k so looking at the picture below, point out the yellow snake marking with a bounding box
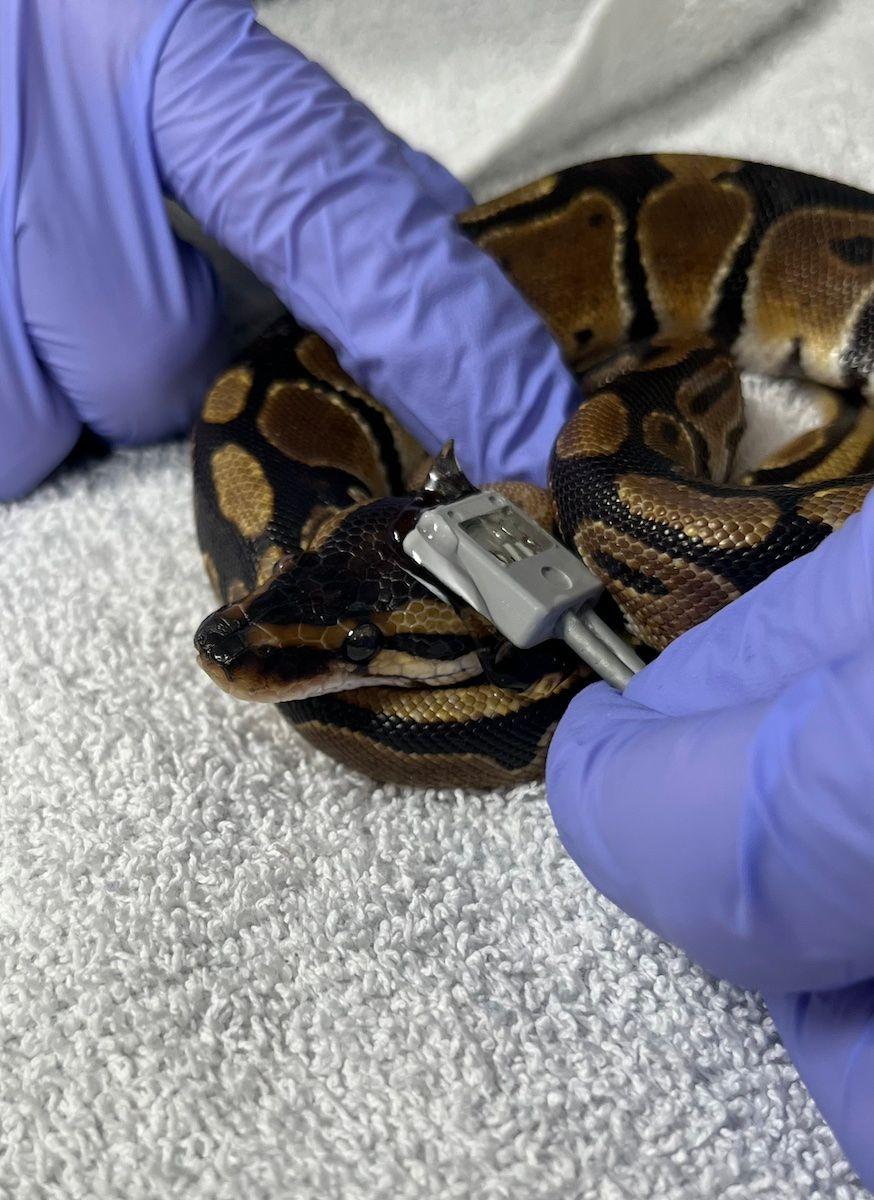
[339,673,579,724]
[554,391,629,460]
[809,387,846,426]
[797,483,870,527]
[791,408,874,483]
[459,174,560,223]
[576,520,741,649]
[616,474,781,548]
[246,619,355,651]
[638,174,753,334]
[635,337,718,373]
[369,649,481,683]
[211,444,274,539]
[475,189,631,366]
[202,367,253,423]
[746,393,872,484]
[295,333,368,398]
[373,600,470,636]
[296,334,428,485]
[586,334,723,383]
[302,504,355,551]
[229,578,249,604]
[199,654,285,701]
[737,207,874,383]
[257,381,390,498]
[751,427,829,475]
[641,412,699,475]
[226,579,248,604]
[744,384,854,477]
[675,357,745,482]
[812,387,845,425]
[581,348,646,391]
[249,606,472,651]
[256,545,287,586]
[655,155,744,181]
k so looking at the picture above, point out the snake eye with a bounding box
[272,554,297,576]
[343,622,382,663]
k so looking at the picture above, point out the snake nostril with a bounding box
[194,609,250,667]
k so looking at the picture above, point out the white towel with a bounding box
[257,0,809,185]
[3,2,872,1196]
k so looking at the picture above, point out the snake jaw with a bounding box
[193,604,355,701]
[195,638,483,704]
[196,648,400,703]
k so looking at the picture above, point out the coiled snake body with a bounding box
[192,155,874,787]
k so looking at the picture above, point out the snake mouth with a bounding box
[194,608,343,702]
[194,607,418,702]
[196,643,399,702]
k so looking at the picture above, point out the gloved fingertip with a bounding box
[544,682,654,891]
[765,985,874,1192]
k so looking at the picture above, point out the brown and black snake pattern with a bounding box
[192,154,874,787]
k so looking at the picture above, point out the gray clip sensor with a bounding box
[402,490,644,690]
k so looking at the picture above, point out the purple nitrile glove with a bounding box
[547,491,874,1188]
[0,0,579,501]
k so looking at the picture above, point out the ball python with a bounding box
[192,153,874,788]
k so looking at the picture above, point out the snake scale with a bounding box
[192,154,874,788]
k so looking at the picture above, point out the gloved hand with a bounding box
[1,0,579,500]
[547,491,874,1188]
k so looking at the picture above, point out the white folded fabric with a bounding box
[257,0,811,187]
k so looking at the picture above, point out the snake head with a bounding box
[194,487,486,704]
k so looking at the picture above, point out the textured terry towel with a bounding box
[3,1,874,1197]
